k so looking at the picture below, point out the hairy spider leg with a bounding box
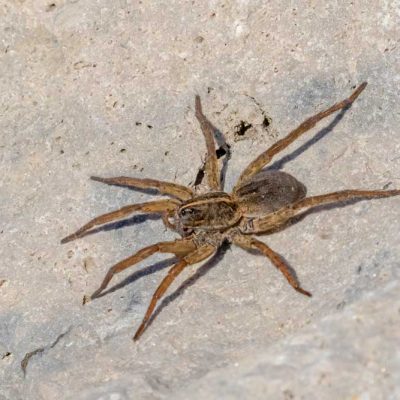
[89,238,197,300]
[195,95,221,191]
[241,189,400,234]
[90,176,193,201]
[234,82,367,190]
[133,243,216,341]
[61,199,180,243]
[233,234,311,296]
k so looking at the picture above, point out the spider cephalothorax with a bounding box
[177,192,241,230]
[62,82,400,341]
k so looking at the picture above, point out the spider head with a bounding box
[178,206,203,226]
[177,193,241,230]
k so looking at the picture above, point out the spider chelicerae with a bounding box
[62,82,400,340]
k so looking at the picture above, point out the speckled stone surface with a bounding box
[1,1,399,399]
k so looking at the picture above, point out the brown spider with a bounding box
[61,82,400,341]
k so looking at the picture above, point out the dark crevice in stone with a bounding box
[235,120,252,137]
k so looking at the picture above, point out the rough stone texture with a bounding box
[173,281,400,400]
[0,1,399,399]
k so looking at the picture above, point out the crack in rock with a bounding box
[21,327,72,377]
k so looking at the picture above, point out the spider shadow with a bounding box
[93,183,173,198]
[93,256,179,300]
[143,241,230,333]
[77,213,161,240]
[239,246,304,291]
[267,105,350,171]
[296,196,375,221]
[247,198,384,290]
[267,196,380,239]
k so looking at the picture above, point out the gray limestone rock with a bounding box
[1,1,399,399]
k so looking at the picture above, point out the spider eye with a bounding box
[181,208,194,216]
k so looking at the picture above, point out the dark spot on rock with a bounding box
[46,3,56,12]
[136,122,142,126]
[383,182,392,190]
[120,148,126,153]
[1,351,11,360]
[336,301,346,310]
[235,121,252,137]
[262,116,271,129]
[147,125,153,129]
[216,146,228,159]
[283,389,295,400]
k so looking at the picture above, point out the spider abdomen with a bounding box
[235,170,306,217]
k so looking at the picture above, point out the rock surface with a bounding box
[1,1,399,399]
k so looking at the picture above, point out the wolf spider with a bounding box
[62,82,400,341]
